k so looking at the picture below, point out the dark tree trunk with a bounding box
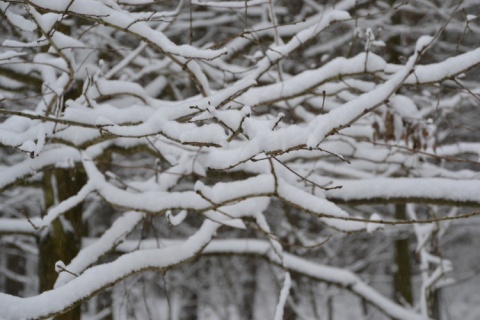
[241,261,257,320]
[5,243,26,296]
[38,168,86,320]
[429,228,442,320]
[393,204,413,307]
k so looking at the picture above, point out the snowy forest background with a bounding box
[0,0,479,319]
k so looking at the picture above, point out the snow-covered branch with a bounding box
[1,0,479,318]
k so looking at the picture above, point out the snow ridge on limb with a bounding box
[34,181,95,227]
[0,219,36,235]
[0,147,81,190]
[0,198,272,320]
[327,178,480,205]
[277,178,367,232]
[213,40,479,168]
[192,0,269,9]
[25,0,227,60]
[82,152,275,214]
[243,9,352,80]
[239,52,387,107]
[0,220,221,320]
[54,211,144,288]
[203,239,423,320]
[306,36,434,148]
[223,0,357,57]
[112,238,423,320]
[404,48,480,84]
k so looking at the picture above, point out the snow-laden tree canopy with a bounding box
[0,0,479,319]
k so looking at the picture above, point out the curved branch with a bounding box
[114,238,424,320]
[0,220,220,320]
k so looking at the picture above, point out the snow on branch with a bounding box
[0,220,221,320]
[1,0,479,318]
[327,178,480,206]
[0,147,81,190]
[26,0,228,60]
[0,218,36,235]
[113,238,423,320]
[203,239,424,320]
[54,211,144,288]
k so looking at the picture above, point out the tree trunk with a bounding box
[5,243,26,296]
[429,228,442,319]
[38,168,86,320]
[393,204,413,307]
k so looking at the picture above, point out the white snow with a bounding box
[1,1,479,319]
[327,178,480,204]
